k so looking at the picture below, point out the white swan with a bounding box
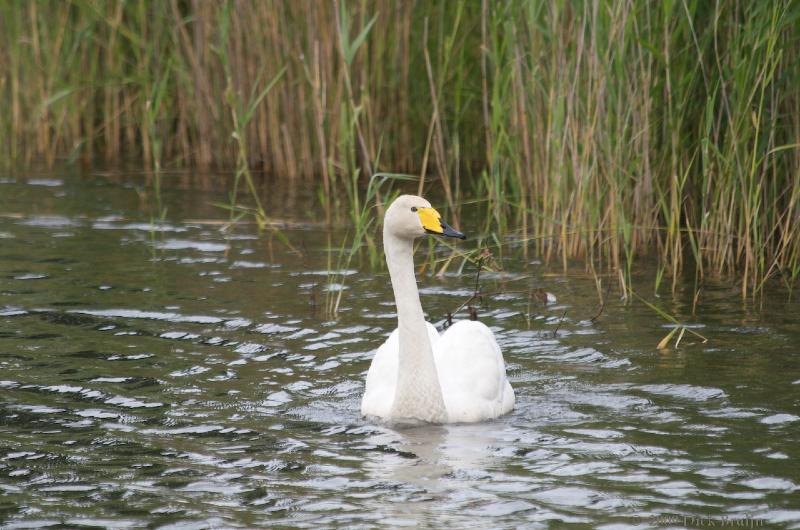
[361,195,514,424]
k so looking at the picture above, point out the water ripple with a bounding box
[69,308,223,324]
[2,173,799,529]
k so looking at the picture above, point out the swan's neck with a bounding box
[384,232,447,423]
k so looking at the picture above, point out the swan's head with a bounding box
[384,195,465,241]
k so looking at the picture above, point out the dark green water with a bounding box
[1,171,799,529]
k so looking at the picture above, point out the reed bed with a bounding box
[1,0,799,296]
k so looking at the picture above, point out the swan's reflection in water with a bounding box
[362,421,515,524]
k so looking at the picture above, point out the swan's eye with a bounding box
[411,207,418,212]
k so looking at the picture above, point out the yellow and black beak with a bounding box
[417,207,466,240]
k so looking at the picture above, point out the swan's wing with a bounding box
[434,320,514,422]
[361,324,440,419]
[361,329,399,418]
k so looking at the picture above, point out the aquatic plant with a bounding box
[323,172,413,319]
[1,0,799,296]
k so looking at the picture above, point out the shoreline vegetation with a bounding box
[2,1,799,297]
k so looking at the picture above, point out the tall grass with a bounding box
[1,0,799,296]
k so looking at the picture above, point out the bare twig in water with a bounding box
[588,301,605,324]
[473,249,490,298]
[589,282,612,323]
[442,247,493,324]
[553,309,567,338]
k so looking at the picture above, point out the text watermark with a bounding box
[632,513,766,528]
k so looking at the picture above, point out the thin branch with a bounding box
[553,310,567,338]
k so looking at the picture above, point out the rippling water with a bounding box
[2,171,799,528]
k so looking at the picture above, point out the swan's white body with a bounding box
[361,195,514,424]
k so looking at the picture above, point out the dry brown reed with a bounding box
[1,0,799,296]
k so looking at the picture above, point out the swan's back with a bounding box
[361,320,514,423]
[434,320,515,423]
